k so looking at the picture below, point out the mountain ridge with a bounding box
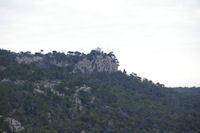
[15,49,119,74]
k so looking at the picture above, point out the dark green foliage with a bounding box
[0,49,200,133]
[0,117,11,133]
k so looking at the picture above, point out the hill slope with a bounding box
[0,49,200,133]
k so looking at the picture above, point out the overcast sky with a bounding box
[0,0,200,87]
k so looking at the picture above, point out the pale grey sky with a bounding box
[0,0,200,87]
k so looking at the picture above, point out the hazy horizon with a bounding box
[0,0,200,87]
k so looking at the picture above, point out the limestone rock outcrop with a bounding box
[16,56,43,64]
[15,49,119,73]
[5,117,24,132]
[73,55,118,73]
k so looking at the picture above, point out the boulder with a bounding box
[5,117,24,133]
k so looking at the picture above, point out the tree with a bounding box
[67,51,74,55]
[74,51,81,56]
[52,51,57,55]
[123,69,127,75]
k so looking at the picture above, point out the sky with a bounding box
[0,0,200,87]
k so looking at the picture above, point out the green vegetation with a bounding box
[0,49,200,133]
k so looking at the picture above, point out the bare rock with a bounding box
[1,79,11,83]
[73,85,93,111]
[73,58,94,73]
[73,55,118,73]
[5,117,24,132]
[34,89,45,94]
[50,59,69,67]
[50,89,65,97]
[90,96,96,103]
[16,56,43,64]
[15,50,119,73]
[79,86,91,92]
[81,130,86,133]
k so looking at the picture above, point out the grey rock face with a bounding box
[5,117,24,132]
[73,85,93,111]
[73,58,94,73]
[16,56,43,64]
[50,88,65,97]
[73,55,118,73]
[15,50,119,73]
[34,89,45,94]
[34,80,65,97]
[16,56,69,68]
[1,79,11,83]
[49,59,69,67]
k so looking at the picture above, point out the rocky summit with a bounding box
[16,49,119,74]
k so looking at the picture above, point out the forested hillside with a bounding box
[0,49,200,133]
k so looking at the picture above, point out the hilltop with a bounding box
[15,49,118,74]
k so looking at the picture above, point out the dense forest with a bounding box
[0,49,200,133]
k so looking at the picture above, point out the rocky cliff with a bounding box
[16,49,119,73]
[0,116,24,133]
[73,55,118,73]
[5,117,24,133]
